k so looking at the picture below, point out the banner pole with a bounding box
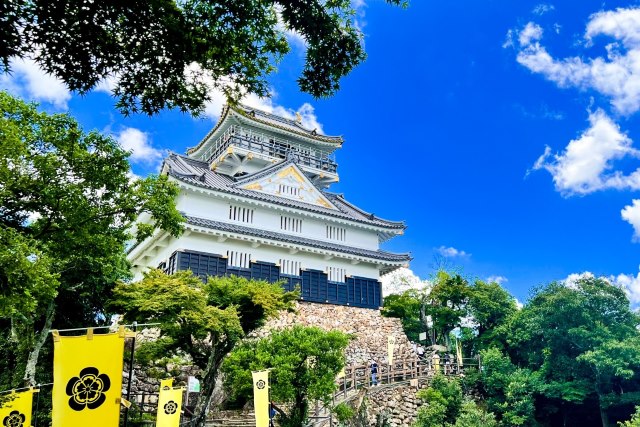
[34,386,40,427]
[123,321,137,427]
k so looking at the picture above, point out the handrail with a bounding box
[308,356,481,427]
[201,125,338,174]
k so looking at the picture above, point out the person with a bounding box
[444,353,452,375]
[269,401,277,427]
[370,360,378,386]
[417,345,425,360]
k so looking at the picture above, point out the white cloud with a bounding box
[563,271,595,288]
[113,127,164,167]
[0,58,71,109]
[531,109,640,195]
[611,270,640,305]
[486,275,508,285]
[519,22,544,45]
[533,4,555,16]
[514,298,524,309]
[563,270,640,306]
[514,9,640,115]
[380,267,431,296]
[436,246,470,258]
[622,200,640,241]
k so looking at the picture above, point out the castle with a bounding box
[127,104,410,309]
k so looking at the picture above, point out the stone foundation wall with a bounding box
[365,384,421,427]
[252,301,415,364]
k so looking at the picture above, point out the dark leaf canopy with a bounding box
[0,0,407,115]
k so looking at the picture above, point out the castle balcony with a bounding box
[198,125,339,182]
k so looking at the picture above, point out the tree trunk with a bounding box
[190,341,232,427]
[23,301,55,386]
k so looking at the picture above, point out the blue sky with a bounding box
[3,0,640,304]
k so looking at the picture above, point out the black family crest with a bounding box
[65,367,111,411]
[256,380,266,390]
[164,401,178,415]
[3,411,26,427]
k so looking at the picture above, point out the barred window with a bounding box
[326,225,346,241]
[327,266,346,282]
[280,259,302,276]
[227,250,251,268]
[280,216,302,233]
[229,205,254,223]
[278,183,300,197]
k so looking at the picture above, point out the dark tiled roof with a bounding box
[164,153,406,230]
[237,105,343,143]
[184,215,411,263]
[187,104,342,155]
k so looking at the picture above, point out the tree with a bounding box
[505,277,640,426]
[467,280,517,351]
[381,288,423,342]
[110,270,297,427]
[454,400,497,427]
[221,325,351,427]
[478,348,538,427]
[620,407,640,427]
[0,91,183,390]
[1,0,407,116]
[414,374,464,427]
[420,272,472,348]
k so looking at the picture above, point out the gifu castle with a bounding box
[127,104,410,309]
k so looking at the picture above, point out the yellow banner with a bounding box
[252,370,269,427]
[52,328,125,427]
[336,367,345,379]
[156,387,183,427]
[160,378,174,392]
[433,353,441,373]
[387,335,396,366]
[456,339,463,367]
[0,388,36,427]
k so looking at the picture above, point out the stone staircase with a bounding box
[206,412,256,426]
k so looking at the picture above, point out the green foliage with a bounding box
[1,1,407,115]
[454,400,497,427]
[468,280,517,351]
[620,406,640,427]
[479,348,538,426]
[415,375,463,426]
[111,270,296,426]
[0,92,183,390]
[222,325,351,427]
[333,402,356,425]
[504,277,640,425]
[381,289,423,341]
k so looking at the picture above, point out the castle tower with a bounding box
[127,104,410,309]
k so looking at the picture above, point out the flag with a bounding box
[456,339,463,368]
[336,367,345,379]
[387,335,396,366]
[160,378,174,392]
[156,387,183,427]
[252,370,269,427]
[433,353,441,373]
[52,327,125,427]
[0,388,37,427]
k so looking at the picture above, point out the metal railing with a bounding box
[200,125,338,174]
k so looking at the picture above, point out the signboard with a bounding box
[187,376,200,393]
[419,332,427,342]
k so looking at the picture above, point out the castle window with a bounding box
[227,250,251,268]
[280,216,302,233]
[278,183,300,197]
[280,259,302,276]
[229,205,254,224]
[326,225,346,242]
[327,266,346,282]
